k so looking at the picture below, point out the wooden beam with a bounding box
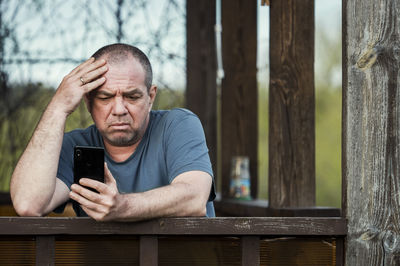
[36,236,55,266]
[186,0,217,174]
[269,0,315,208]
[344,0,400,264]
[220,0,258,199]
[241,236,260,266]
[0,217,347,236]
[140,236,158,266]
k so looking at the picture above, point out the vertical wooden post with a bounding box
[220,0,258,199]
[268,0,315,208]
[344,0,400,264]
[140,236,158,266]
[186,0,217,174]
[241,236,260,266]
[36,236,55,266]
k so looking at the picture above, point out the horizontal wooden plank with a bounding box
[0,217,346,236]
[215,198,341,217]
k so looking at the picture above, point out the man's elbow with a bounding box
[12,200,45,217]
[195,206,207,217]
[189,201,207,217]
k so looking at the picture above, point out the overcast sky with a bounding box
[3,0,341,90]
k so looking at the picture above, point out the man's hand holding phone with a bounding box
[73,146,105,191]
[71,146,123,221]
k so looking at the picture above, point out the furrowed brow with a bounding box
[96,90,115,97]
[123,88,143,97]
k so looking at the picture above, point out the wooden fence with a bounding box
[0,217,346,265]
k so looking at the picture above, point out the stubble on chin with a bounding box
[102,130,140,147]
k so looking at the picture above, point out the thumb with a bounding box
[104,162,116,185]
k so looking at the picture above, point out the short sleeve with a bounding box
[164,109,216,201]
[56,134,75,189]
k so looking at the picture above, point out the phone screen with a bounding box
[73,146,105,188]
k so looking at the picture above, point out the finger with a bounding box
[71,182,102,203]
[104,163,117,185]
[81,76,106,93]
[70,190,105,213]
[70,57,95,75]
[81,205,108,221]
[76,58,107,78]
[80,64,108,85]
[77,178,108,195]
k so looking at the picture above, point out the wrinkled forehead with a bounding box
[100,55,146,87]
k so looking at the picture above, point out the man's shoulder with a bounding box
[151,108,197,122]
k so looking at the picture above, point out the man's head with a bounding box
[86,43,157,148]
[91,43,153,91]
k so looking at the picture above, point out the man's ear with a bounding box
[149,85,157,106]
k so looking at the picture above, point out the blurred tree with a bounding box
[0,0,186,191]
[0,83,54,190]
[315,25,342,208]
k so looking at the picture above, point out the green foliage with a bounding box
[258,84,269,200]
[315,86,341,207]
[257,85,342,208]
[153,88,184,110]
[65,101,94,132]
[0,83,54,191]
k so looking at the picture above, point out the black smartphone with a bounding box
[73,146,104,191]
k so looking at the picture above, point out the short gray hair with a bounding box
[91,43,153,90]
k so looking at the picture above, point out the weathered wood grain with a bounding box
[0,217,346,236]
[344,0,400,264]
[36,236,55,266]
[241,236,260,266]
[140,236,158,266]
[186,0,217,175]
[269,0,316,208]
[220,0,258,199]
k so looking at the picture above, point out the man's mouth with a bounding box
[110,123,130,130]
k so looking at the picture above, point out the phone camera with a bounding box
[76,149,82,158]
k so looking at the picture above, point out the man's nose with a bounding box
[112,97,128,116]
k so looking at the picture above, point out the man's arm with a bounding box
[69,164,212,221]
[10,58,108,216]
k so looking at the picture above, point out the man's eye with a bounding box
[126,95,140,100]
[97,96,112,100]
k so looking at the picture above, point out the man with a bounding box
[10,43,215,221]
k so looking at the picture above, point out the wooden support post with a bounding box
[186,0,217,174]
[268,0,315,208]
[344,0,400,264]
[220,0,258,199]
[335,238,344,266]
[140,236,158,266]
[36,236,55,266]
[241,236,260,266]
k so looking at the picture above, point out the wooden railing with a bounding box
[0,217,346,265]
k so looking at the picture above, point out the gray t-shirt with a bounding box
[56,108,216,217]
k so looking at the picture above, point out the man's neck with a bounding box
[104,141,139,162]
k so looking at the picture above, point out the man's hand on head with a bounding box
[52,58,108,116]
[70,163,125,221]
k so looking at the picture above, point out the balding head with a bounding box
[92,43,153,90]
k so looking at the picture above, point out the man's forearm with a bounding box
[70,170,212,221]
[115,182,208,221]
[10,101,68,216]
[11,58,108,216]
